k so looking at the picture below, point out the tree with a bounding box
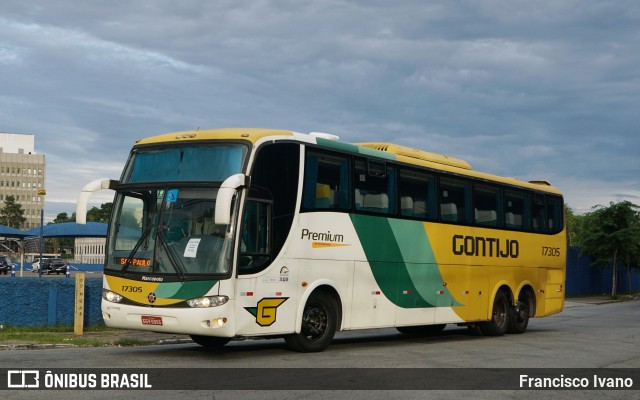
[86,202,112,223]
[565,204,581,247]
[0,195,27,228]
[580,201,640,299]
[52,212,75,224]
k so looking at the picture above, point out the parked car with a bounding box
[0,256,17,275]
[32,258,68,275]
[31,257,51,273]
[41,258,69,275]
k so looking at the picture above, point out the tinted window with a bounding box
[439,177,471,224]
[398,168,437,220]
[354,159,396,215]
[302,151,350,210]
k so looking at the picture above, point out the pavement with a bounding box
[1,295,637,351]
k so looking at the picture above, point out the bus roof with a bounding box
[133,128,562,195]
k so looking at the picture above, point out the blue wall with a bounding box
[0,277,103,326]
[565,247,640,296]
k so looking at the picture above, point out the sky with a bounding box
[1,0,638,215]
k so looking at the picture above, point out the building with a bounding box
[74,237,106,264]
[0,133,46,229]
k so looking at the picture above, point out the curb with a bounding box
[0,338,194,351]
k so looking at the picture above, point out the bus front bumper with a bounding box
[101,299,236,338]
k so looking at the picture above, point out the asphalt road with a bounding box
[1,299,638,399]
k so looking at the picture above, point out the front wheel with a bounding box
[190,335,231,348]
[480,290,511,336]
[285,292,337,352]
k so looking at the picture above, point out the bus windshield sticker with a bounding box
[166,189,179,203]
[184,238,201,258]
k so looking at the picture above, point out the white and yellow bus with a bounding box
[77,128,565,352]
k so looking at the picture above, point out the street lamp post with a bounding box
[38,189,46,278]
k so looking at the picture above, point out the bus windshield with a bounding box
[123,144,247,183]
[107,187,236,276]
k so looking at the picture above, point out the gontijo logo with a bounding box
[245,297,289,327]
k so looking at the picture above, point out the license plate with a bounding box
[141,316,163,326]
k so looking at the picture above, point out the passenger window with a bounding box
[303,151,350,210]
[505,190,530,230]
[546,195,563,233]
[532,194,547,233]
[399,168,436,220]
[439,177,471,224]
[474,184,501,227]
[354,159,396,214]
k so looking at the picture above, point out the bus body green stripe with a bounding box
[351,214,431,308]
[350,215,460,308]
[316,138,397,161]
[154,280,218,300]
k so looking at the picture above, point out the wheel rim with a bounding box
[494,298,507,327]
[514,300,528,325]
[301,303,328,340]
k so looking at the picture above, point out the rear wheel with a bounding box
[190,335,231,348]
[480,290,511,336]
[285,292,337,352]
[508,290,533,334]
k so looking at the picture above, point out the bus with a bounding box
[77,128,565,352]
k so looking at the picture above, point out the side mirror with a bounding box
[215,174,249,225]
[76,178,118,224]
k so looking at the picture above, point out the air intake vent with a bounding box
[356,142,472,170]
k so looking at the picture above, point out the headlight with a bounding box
[102,289,123,303]
[187,296,229,308]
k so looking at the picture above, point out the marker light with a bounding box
[102,289,123,303]
[187,296,229,308]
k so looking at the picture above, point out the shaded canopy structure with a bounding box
[0,224,32,238]
[23,222,107,238]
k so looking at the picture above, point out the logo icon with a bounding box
[8,370,40,388]
[147,292,157,303]
[245,297,288,327]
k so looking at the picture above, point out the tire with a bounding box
[480,290,511,336]
[508,290,532,334]
[189,335,231,348]
[285,292,337,352]
[397,324,446,335]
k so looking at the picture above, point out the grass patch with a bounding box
[0,323,156,347]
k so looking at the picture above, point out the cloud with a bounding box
[0,0,638,211]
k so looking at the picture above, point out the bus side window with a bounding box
[303,151,350,211]
[354,159,396,215]
[474,184,501,227]
[546,195,563,233]
[532,194,547,233]
[505,190,529,230]
[439,177,471,224]
[399,168,437,220]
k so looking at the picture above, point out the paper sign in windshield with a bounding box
[184,238,201,258]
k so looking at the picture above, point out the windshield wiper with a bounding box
[156,230,187,279]
[122,224,154,273]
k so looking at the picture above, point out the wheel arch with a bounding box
[295,280,343,333]
[515,283,537,318]
[489,281,514,311]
